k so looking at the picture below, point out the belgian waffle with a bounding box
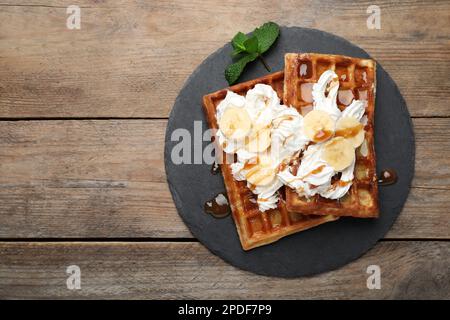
[283,53,379,218]
[202,71,338,250]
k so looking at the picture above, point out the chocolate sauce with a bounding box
[378,169,398,186]
[204,193,231,218]
[211,162,220,175]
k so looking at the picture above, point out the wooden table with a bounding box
[0,0,449,299]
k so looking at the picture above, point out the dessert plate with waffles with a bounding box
[165,27,414,277]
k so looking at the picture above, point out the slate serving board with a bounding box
[164,27,415,277]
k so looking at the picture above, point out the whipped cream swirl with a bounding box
[279,70,366,199]
[216,84,307,211]
[216,70,367,211]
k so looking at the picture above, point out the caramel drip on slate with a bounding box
[378,169,398,186]
[204,193,231,219]
[211,162,220,175]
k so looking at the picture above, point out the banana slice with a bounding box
[218,106,251,140]
[303,110,335,143]
[245,127,271,153]
[335,116,365,148]
[245,155,276,186]
[322,137,355,171]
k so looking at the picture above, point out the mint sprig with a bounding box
[225,22,280,85]
[225,52,259,86]
[253,22,280,54]
[231,32,248,55]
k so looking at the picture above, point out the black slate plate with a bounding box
[164,27,415,277]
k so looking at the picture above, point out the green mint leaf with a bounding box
[253,21,280,54]
[231,48,244,58]
[243,36,259,54]
[231,32,248,51]
[225,22,280,84]
[225,53,258,85]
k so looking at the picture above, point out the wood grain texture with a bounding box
[0,0,448,300]
[0,241,448,299]
[0,0,449,118]
[0,119,448,238]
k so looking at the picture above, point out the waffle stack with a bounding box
[202,53,378,250]
[203,72,337,250]
[283,53,378,218]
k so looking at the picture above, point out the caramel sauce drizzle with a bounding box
[335,124,364,139]
[311,165,325,175]
[378,169,398,186]
[313,129,333,142]
[204,193,231,219]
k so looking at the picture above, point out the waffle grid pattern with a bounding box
[202,71,337,250]
[283,53,379,217]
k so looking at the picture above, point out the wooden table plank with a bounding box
[0,0,448,300]
[0,119,448,238]
[0,0,449,118]
[0,241,448,299]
